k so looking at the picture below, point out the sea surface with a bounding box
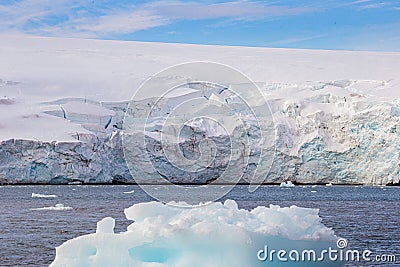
[0,185,399,267]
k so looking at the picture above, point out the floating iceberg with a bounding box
[31,193,57,198]
[280,181,295,188]
[31,204,73,211]
[50,200,342,267]
[68,181,83,185]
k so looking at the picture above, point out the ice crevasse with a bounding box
[50,200,342,267]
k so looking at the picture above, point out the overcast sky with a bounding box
[0,0,399,51]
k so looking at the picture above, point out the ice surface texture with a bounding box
[50,200,340,267]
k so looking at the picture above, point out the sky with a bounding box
[0,0,399,51]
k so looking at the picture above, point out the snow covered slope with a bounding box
[1,35,400,185]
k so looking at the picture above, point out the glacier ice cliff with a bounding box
[1,80,399,185]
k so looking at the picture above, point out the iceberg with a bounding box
[31,193,57,198]
[31,203,73,211]
[50,200,342,267]
[280,181,295,188]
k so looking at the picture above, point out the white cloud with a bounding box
[49,9,168,37]
[76,12,165,34]
[0,0,317,37]
[265,34,326,46]
[143,1,316,20]
[357,2,387,9]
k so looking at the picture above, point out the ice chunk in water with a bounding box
[50,200,342,267]
[31,193,57,198]
[32,204,72,211]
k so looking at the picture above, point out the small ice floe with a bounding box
[123,190,135,194]
[32,204,73,211]
[311,185,317,188]
[279,181,295,188]
[68,181,82,185]
[311,190,317,193]
[326,182,333,187]
[32,193,57,198]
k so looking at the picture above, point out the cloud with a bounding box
[346,0,400,10]
[357,2,387,10]
[50,10,167,37]
[265,34,327,46]
[144,1,316,20]
[0,0,63,27]
[0,0,318,38]
[76,12,165,34]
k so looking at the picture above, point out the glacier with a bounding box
[0,35,400,185]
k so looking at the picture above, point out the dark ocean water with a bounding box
[0,185,398,267]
